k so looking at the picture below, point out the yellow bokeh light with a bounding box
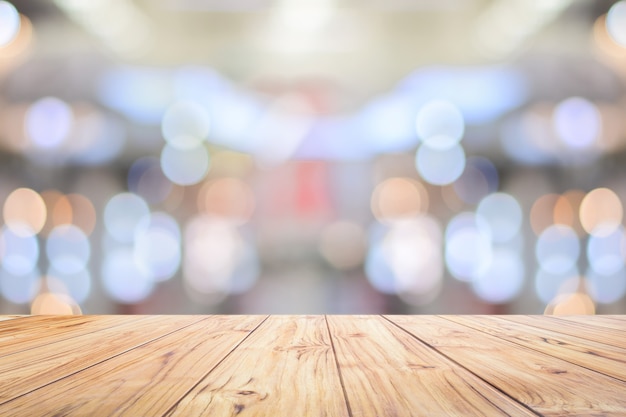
[371,177,429,224]
[67,193,97,235]
[3,187,46,236]
[580,187,623,236]
[545,292,595,315]
[31,292,81,315]
[530,193,560,236]
[553,190,586,236]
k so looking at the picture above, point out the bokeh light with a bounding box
[383,217,443,300]
[586,268,626,304]
[46,224,90,274]
[102,247,154,304]
[160,143,210,186]
[553,190,586,236]
[370,177,429,223]
[476,193,522,243]
[0,1,20,47]
[472,248,524,304]
[536,225,580,274]
[535,267,580,303]
[134,213,181,282]
[46,268,91,304]
[453,157,499,205]
[0,226,39,276]
[445,212,492,281]
[30,292,81,315]
[319,221,367,270]
[184,215,258,297]
[161,101,211,149]
[552,97,601,149]
[587,226,625,276]
[415,100,464,150]
[530,194,561,236]
[25,97,74,150]
[128,157,173,205]
[545,291,595,315]
[415,142,466,186]
[606,1,626,47]
[198,177,256,224]
[579,187,623,236]
[104,193,150,243]
[0,269,39,304]
[3,188,46,236]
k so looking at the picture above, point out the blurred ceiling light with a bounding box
[472,0,572,59]
[0,1,19,47]
[357,93,420,154]
[606,1,626,47]
[252,94,315,168]
[400,67,528,125]
[54,0,153,57]
[273,0,334,33]
[98,67,173,125]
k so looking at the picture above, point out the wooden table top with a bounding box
[0,315,624,416]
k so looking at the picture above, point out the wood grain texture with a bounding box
[0,316,266,416]
[446,315,626,382]
[166,315,349,417]
[326,315,535,417]
[0,315,624,416]
[0,315,201,403]
[387,315,626,416]
[548,315,626,331]
[0,315,145,359]
[501,315,626,349]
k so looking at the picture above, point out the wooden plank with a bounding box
[0,315,266,416]
[0,315,147,359]
[549,315,626,331]
[166,315,349,417]
[501,315,626,349]
[326,315,535,417]
[445,315,626,382]
[386,315,626,416]
[0,315,203,404]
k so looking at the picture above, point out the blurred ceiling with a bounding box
[3,0,617,106]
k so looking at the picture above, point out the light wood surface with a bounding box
[0,315,624,416]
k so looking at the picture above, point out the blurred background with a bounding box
[1,0,626,315]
